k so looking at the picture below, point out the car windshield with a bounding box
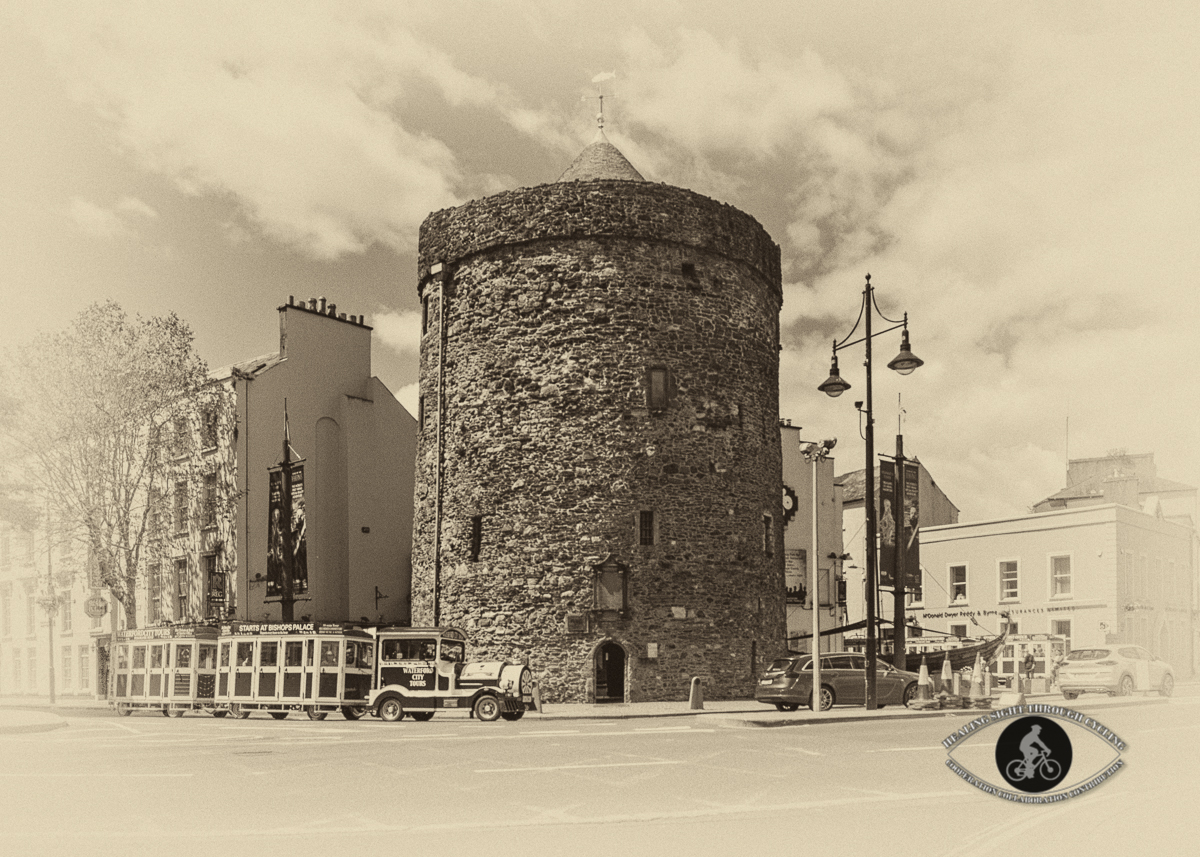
[1066,649,1111,661]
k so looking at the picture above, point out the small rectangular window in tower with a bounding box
[469,516,483,561]
[638,511,655,546]
[681,262,696,278]
[763,515,774,557]
[421,293,430,335]
[646,368,670,411]
[418,396,426,431]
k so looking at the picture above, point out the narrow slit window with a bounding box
[469,516,483,561]
[647,368,669,411]
[638,511,655,546]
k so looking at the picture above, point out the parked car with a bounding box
[755,652,920,711]
[1057,645,1174,700]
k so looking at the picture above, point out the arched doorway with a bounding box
[595,641,626,703]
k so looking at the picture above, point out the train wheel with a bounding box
[410,711,434,722]
[167,708,186,718]
[230,704,250,720]
[212,710,229,718]
[378,698,405,723]
[116,704,132,717]
[269,711,289,720]
[473,695,502,723]
[305,707,328,721]
[341,705,367,721]
[161,708,171,717]
[500,710,525,722]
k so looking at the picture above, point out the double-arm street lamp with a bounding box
[817,273,922,710]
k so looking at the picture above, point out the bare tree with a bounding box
[0,302,210,630]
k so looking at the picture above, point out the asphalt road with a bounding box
[1,698,1196,857]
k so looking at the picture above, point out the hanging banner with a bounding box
[878,464,898,587]
[903,460,921,599]
[266,461,308,600]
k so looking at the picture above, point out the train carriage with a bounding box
[217,622,375,720]
[111,625,220,716]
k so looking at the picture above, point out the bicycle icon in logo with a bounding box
[1006,748,1062,781]
[995,718,1072,793]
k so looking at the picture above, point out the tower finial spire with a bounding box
[584,72,617,131]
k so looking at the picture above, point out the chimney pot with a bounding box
[319,297,327,313]
[328,303,336,316]
[338,313,346,320]
[288,295,295,306]
[308,298,318,311]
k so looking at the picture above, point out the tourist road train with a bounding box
[109,623,537,722]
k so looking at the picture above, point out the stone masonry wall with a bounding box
[412,179,787,702]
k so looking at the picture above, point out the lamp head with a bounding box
[818,354,851,397]
[887,328,923,376]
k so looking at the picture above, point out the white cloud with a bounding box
[372,309,422,357]
[393,381,419,420]
[19,1,565,259]
[68,195,157,239]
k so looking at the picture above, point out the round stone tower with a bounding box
[411,130,786,702]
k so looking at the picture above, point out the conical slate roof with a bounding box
[556,129,645,183]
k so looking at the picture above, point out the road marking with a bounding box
[0,768,193,772]
[868,746,942,753]
[784,746,822,756]
[475,760,684,773]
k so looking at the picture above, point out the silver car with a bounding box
[755,652,920,711]
[1057,645,1174,699]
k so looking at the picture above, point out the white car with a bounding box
[1057,645,1173,699]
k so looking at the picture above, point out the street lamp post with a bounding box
[818,274,922,710]
[801,438,836,713]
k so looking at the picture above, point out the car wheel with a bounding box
[230,704,250,720]
[808,686,834,711]
[474,695,502,722]
[305,706,328,721]
[161,708,171,717]
[211,710,228,718]
[410,711,435,722]
[500,710,525,722]
[269,711,288,720]
[1118,675,1134,696]
[341,705,367,721]
[1159,675,1174,697]
[1062,691,1079,700]
[167,708,186,718]
[378,698,404,723]
[775,702,800,712]
[116,703,132,717]
[902,683,918,707]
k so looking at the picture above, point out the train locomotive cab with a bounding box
[368,627,536,723]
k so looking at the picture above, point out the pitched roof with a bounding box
[557,129,645,183]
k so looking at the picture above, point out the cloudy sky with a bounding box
[3,1,1197,522]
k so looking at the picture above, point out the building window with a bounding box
[949,564,967,603]
[1051,619,1072,652]
[681,261,697,279]
[27,649,36,691]
[418,396,426,431]
[638,511,655,547]
[172,416,189,457]
[1051,555,1072,597]
[1,592,10,637]
[201,407,218,450]
[950,624,967,638]
[421,293,430,334]
[763,515,774,557]
[148,565,163,625]
[1002,618,1019,636]
[174,481,188,534]
[1118,551,1134,601]
[999,560,1019,601]
[174,558,189,620]
[25,591,35,637]
[646,367,670,411]
[202,472,217,529]
[61,645,72,686]
[469,516,483,562]
[204,555,224,619]
[60,594,73,634]
[79,648,89,690]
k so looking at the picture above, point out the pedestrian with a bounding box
[1023,651,1035,683]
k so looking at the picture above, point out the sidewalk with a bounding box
[1,687,1173,734]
